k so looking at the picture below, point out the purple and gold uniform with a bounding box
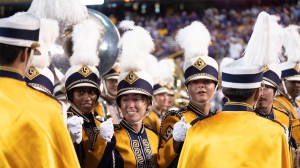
[158,103,213,167]
[67,104,103,167]
[143,110,164,134]
[178,102,291,168]
[0,67,80,167]
[274,96,300,148]
[98,120,159,167]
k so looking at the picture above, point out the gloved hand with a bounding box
[67,116,84,144]
[100,118,114,142]
[173,117,191,142]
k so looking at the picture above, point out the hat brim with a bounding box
[285,75,300,81]
[153,87,169,95]
[118,90,150,97]
[68,83,99,91]
[105,76,119,80]
[186,75,217,85]
[263,80,276,88]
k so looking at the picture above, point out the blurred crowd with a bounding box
[111,5,300,62]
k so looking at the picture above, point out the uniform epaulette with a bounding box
[162,107,187,121]
[144,124,158,135]
[190,112,216,126]
[113,124,122,131]
[273,106,289,117]
[273,98,292,116]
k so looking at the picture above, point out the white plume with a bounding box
[158,59,175,85]
[119,26,154,72]
[27,0,88,25]
[30,19,59,68]
[243,11,283,66]
[70,19,103,66]
[144,54,159,83]
[283,25,300,63]
[118,20,135,31]
[176,21,211,59]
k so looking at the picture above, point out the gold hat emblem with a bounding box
[124,71,139,84]
[78,65,93,77]
[263,65,269,73]
[193,57,207,71]
[26,66,40,80]
[295,63,300,73]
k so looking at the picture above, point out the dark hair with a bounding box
[116,94,152,108]
[0,43,27,66]
[222,87,256,102]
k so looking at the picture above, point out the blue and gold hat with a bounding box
[176,21,219,85]
[117,22,154,100]
[222,12,283,89]
[153,59,175,95]
[263,64,281,88]
[64,19,103,93]
[102,62,120,80]
[23,15,59,95]
[0,12,60,55]
[25,67,54,95]
[280,25,300,81]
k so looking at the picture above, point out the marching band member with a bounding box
[158,21,219,167]
[24,21,58,97]
[178,11,291,168]
[273,25,300,166]
[96,62,122,124]
[98,23,160,167]
[0,12,79,167]
[64,18,104,167]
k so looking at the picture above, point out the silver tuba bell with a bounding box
[51,9,120,76]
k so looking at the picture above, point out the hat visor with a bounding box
[186,75,217,85]
[263,80,276,88]
[105,76,119,80]
[68,83,99,91]
[285,75,300,81]
[153,88,169,95]
[118,90,149,97]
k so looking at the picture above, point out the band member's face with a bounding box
[120,94,149,124]
[71,87,98,114]
[187,79,216,103]
[285,80,300,98]
[105,78,118,97]
[257,85,275,111]
[167,94,175,108]
[154,92,169,111]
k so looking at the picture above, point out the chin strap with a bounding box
[101,79,116,100]
[281,80,293,100]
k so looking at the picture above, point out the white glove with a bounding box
[100,118,114,142]
[173,117,191,142]
[67,116,84,144]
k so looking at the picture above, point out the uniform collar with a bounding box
[121,119,145,135]
[0,66,24,81]
[222,102,254,112]
[188,102,208,116]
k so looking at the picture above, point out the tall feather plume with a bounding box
[144,54,159,83]
[243,11,284,66]
[159,59,175,85]
[27,0,88,25]
[283,25,300,63]
[119,25,154,72]
[70,19,103,66]
[30,19,59,68]
[176,21,211,59]
[118,20,135,31]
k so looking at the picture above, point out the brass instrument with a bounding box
[51,9,120,76]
